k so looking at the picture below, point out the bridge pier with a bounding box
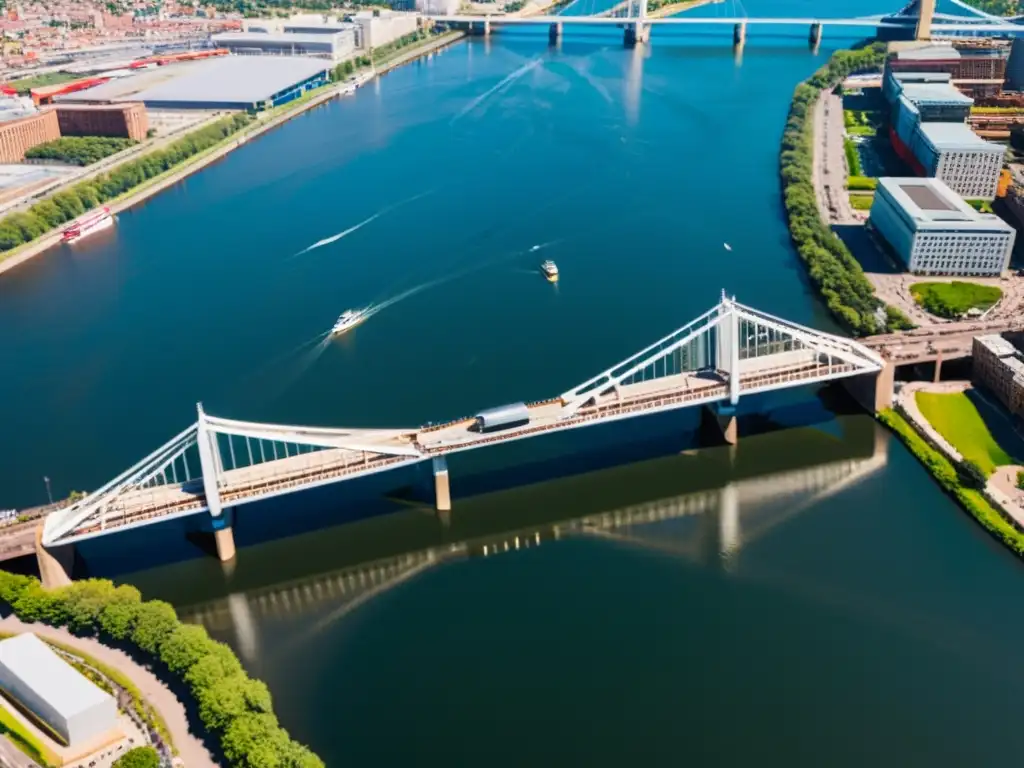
[808,22,822,47]
[733,21,746,47]
[623,21,649,48]
[212,512,236,563]
[35,526,73,590]
[845,360,895,414]
[933,350,943,383]
[484,17,491,37]
[549,21,562,45]
[702,403,738,446]
[433,456,452,512]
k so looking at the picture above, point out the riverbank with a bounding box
[0,30,466,280]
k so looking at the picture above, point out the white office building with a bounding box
[870,177,1015,276]
[350,10,420,49]
[915,122,1005,200]
[211,30,356,62]
[0,633,117,747]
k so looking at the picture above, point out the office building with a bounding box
[211,30,355,61]
[869,177,1015,276]
[973,335,1024,418]
[56,103,149,141]
[0,109,59,162]
[0,634,117,747]
[417,0,460,13]
[350,10,419,49]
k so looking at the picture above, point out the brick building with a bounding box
[55,103,149,141]
[973,335,1024,418]
[0,109,58,162]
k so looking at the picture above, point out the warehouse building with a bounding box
[211,30,355,61]
[56,56,331,112]
[0,109,59,163]
[869,177,1015,276]
[886,43,1008,97]
[350,10,420,49]
[56,103,149,141]
[0,633,117,747]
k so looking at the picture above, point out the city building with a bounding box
[350,10,419,50]
[56,56,331,111]
[869,177,1015,276]
[0,633,117,747]
[416,0,460,13]
[210,30,355,61]
[973,335,1024,418]
[886,43,1008,98]
[1005,37,1024,91]
[0,107,58,162]
[885,73,1004,200]
[56,102,148,140]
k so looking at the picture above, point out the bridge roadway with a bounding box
[864,318,1024,365]
[71,361,858,539]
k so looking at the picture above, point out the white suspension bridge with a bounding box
[38,293,888,584]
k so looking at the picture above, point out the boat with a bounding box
[541,260,559,282]
[62,207,113,244]
[723,242,732,252]
[330,308,370,336]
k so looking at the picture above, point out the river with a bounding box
[4,0,1024,763]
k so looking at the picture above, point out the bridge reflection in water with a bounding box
[178,420,887,663]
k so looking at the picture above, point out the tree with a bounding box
[221,713,291,768]
[184,646,244,691]
[112,746,160,768]
[958,459,988,490]
[197,674,273,732]
[97,588,142,640]
[159,623,215,674]
[130,600,178,654]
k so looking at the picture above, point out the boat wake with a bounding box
[292,190,434,257]
[453,58,542,122]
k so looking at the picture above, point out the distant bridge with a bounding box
[38,293,884,582]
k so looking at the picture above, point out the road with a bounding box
[0,735,37,768]
[813,90,860,225]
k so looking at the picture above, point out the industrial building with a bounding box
[0,109,59,163]
[974,335,1024,418]
[211,30,355,62]
[56,103,149,141]
[56,56,331,111]
[350,10,420,50]
[885,72,1004,200]
[869,177,1015,277]
[0,633,117,747]
[886,43,1008,98]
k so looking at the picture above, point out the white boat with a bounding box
[331,308,370,336]
[541,260,559,282]
[62,207,113,244]
[723,242,732,252]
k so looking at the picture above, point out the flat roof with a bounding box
[896,44,960,61]
[57,55,329,107]
[877,177,1014,233]
[212,31,344,45]
[892,71,952,84]
[977,334,1018,358]
[919,121,1001,151]
[0,634,112,719]
[900,82,974,107]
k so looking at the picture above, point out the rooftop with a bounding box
[900,82,974,107]
[918,121,1001,152]
[876,177,1015,233]
[896,44,960,61]
[892,71,953,84]
[0,634,112,720]
[56,55,330,106]
[977,334,1019,358]
[211,31,346,45]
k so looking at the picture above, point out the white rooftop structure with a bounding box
[896,44,960,61]
[977,334,1019,358]
[919,121,1000,151]
[876,177,1006,228]
[0,633,117,746]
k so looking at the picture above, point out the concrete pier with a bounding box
[623,21,649,47]
[703,403,738,446]
[549,21,562,45]
[484,17,491,37]
[433,456,452,512]
[213,515,236,563]
[808,22,822,47]
[933,351,943,383]
[845,360,896,413]
[733,21,746,47]
[35,527,73,589]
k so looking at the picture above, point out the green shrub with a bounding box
[112,746,160,768]
[849,194,873,211]
[846,175,877,191]
[0,572,324,768]
[25,136,136,166]
[843,137,863,175]
[958,459,988,490]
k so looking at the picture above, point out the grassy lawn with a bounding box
[966,198,994,214]
[0,704,58,767]
[5,71,79,94]
[915,391,1015,474]
[910,281,1002,318]
[849,193,873,210]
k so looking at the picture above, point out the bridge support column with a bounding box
[703,403,738,446]
[35,527,73,590]
[808,22,822,47]
[549,21,562,45]
[933,351,943,383]
[484,17,491,37]
[433,456,452,512]
[733,21,746,47]
[212,512,236,563]
[915,0,935,40]
[844,360,895,414]
[624,21,649,48]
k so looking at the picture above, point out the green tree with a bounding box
[198,674,273,732]
[97,586,143,640]
[159,623,215,674]
[220,713,291,768]
[958,459,988,490]
[130,600,178,654]
[184,646,244,691]
[112,746,160,768]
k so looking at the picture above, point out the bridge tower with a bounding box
[624,0,649,48]
[197,403,236,563]
[915,0,935,39]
